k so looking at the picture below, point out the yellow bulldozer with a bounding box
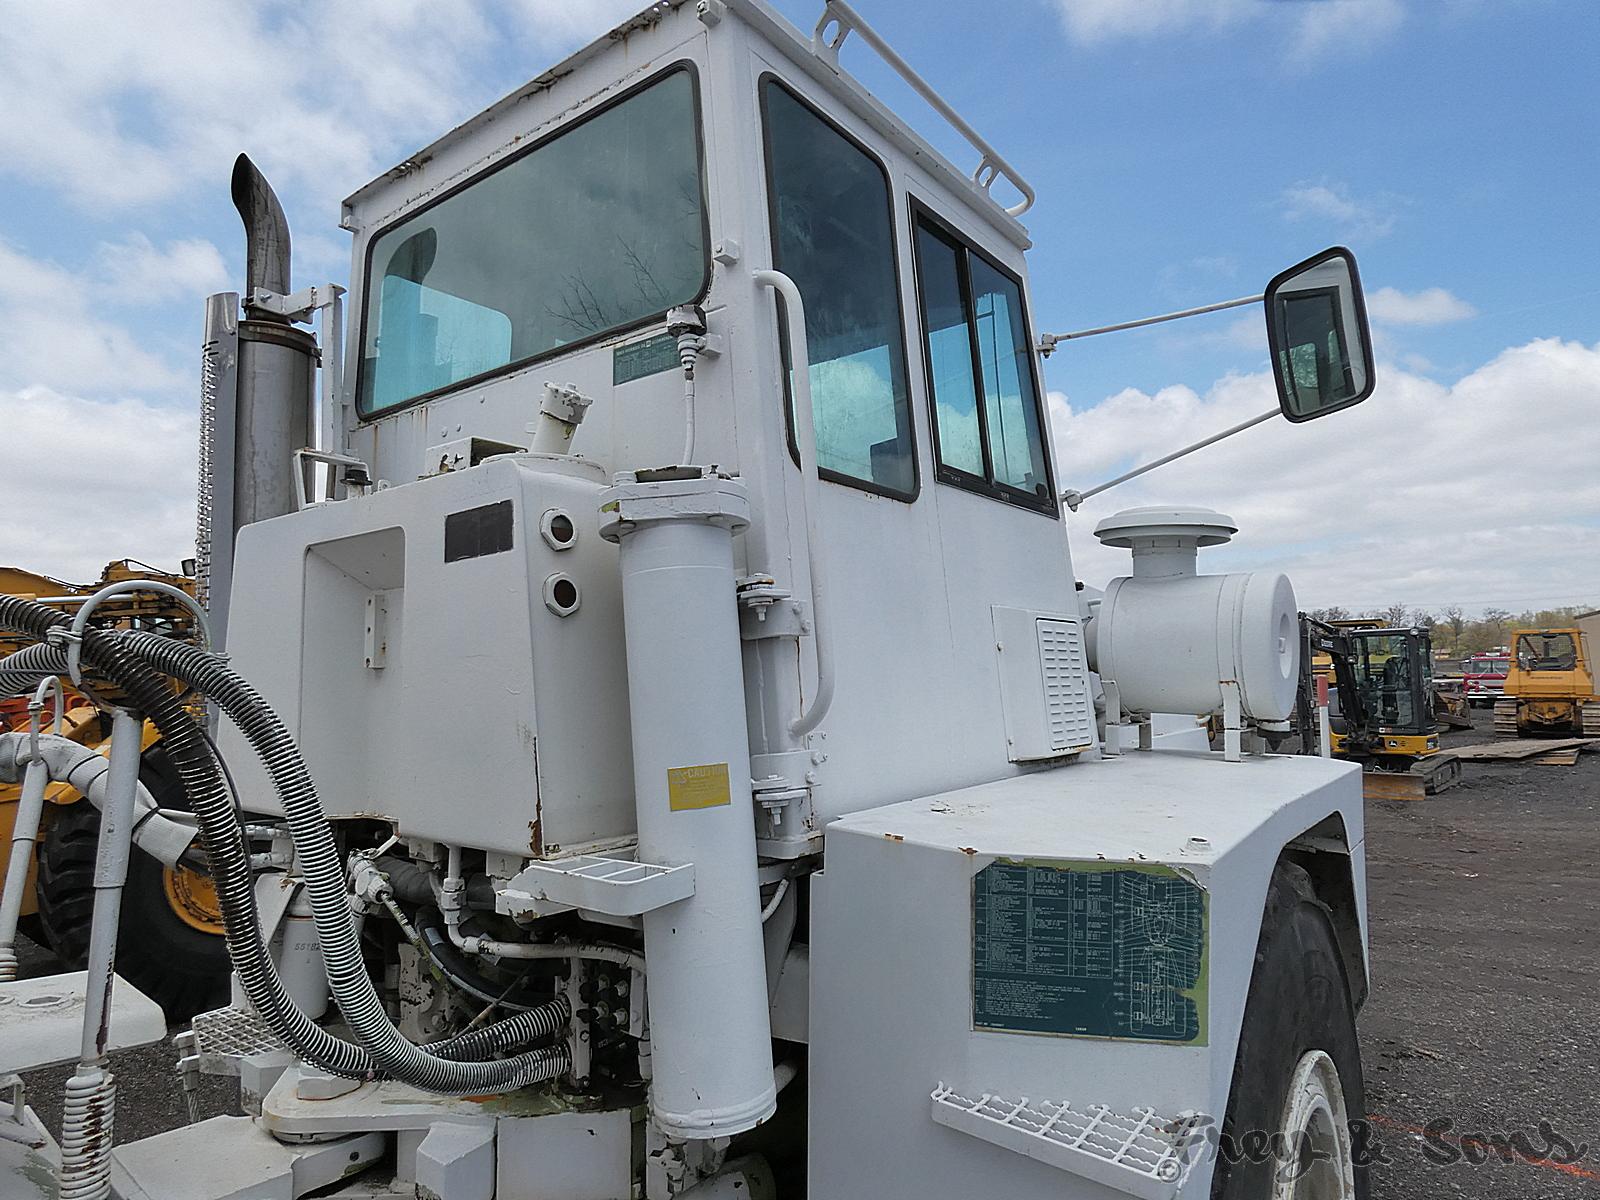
[0,561,229,1018]
[1493,626,1600,737]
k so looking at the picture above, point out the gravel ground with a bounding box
[1360,709,1600,1198]
[16,710,1600,1196]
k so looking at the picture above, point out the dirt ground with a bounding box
[16,708,1600,1196]
[1359,708,1600,1198]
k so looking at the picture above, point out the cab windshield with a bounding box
[1516,633,1577,672]
[1352,633,1417,728]
[357,68,708,415]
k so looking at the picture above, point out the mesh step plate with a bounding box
[931,1084,1203,1200]
[190,1005,286,1077]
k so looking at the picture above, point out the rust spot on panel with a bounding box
[883,833,903,842]
[958,846,977,856]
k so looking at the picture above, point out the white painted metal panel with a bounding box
[222,455,636,858]
[809,750,1363,1199]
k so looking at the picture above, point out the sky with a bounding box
[0,0,1595,615]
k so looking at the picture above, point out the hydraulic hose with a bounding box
[113,628,572,1092]
[412,905,557,1013]
[0,641,68,699]
[0,595,569,1092]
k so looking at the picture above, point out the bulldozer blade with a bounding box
[1362,753,1461,802]
[1432,690,1473,729]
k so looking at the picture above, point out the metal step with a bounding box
[930,1084,1202,1200]
[0,971,165,1075]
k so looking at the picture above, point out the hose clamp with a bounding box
[21,675,67,767]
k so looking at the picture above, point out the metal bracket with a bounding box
[1221,680,1244,763]
[248,283,349,462]
[292,447,375,510]
[247,284,345,325]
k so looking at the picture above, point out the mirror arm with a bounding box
[1037,293,1262,356]
[1060,406,1279,511]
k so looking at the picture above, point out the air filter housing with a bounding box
[1090,506,1298,726]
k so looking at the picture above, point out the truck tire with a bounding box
[1211,861,1366,1199]
[34,756,230,1022]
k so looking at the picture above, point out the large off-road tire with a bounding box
[34,753,230,1021]
[1212,861,1367,1200]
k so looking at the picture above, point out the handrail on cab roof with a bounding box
[809,0,1036,217]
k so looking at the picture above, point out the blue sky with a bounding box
[1,0,1596,612]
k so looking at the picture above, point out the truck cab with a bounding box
[26,3,1378,1198]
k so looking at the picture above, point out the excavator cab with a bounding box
[1332,628,1439,763]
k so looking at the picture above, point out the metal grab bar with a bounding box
[811,0,1037,217]
[753,270,836,739]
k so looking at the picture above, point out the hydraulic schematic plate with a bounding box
[972,859,1208,1044]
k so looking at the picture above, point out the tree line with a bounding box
[1303,604,1596,659]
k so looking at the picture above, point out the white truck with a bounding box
[0,2,1380,1197]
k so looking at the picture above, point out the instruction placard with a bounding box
[973,858,1208,1044]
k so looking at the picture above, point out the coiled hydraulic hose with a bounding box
[0,595,569,1092]
[113,628,575,1090]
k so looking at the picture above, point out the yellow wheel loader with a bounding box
[1494,627,1600,737]
[0,562,229,1019]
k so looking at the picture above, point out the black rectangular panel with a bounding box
[444,499,514,563]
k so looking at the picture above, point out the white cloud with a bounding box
[1052,337,1600,614]
[97,234,230,301]
[0,240,188,395]
[1368,286,1477,326]
[1294,0,1405,56]
[1055,0,1406,57]
[1280,182,1397,238]
[0,2,647,218]
[0,387,197,581]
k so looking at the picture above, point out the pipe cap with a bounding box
[1093,506,1237,550]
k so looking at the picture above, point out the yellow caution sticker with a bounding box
[667,762,731,811]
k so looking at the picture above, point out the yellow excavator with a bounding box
[0,561,229,1018]
[1494,627,1600,737]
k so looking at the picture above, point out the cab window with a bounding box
[911,205,1053,513]
[358,67,708,415]
[1517,632,1578,671]
[761,77,916,499]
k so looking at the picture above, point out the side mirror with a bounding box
[1264,246,1374,423]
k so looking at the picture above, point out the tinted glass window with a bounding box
[912,209,1053,512]
[971,257,1049,495]
[915,224,983,476]
[762,80,915,497]
[359,69,707,414]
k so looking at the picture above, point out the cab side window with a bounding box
[912,206,1054,513]
[761,77,917,500]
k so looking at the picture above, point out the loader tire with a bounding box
[35,756,230,1022]
[1211,862,1367,1200]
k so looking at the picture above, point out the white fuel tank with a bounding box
[1089,507,1298,725]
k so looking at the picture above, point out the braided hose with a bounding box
[0,595,569,1093]
[58,1066,115,1200]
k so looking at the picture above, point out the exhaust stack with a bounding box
[231,154,292,316]
[197,155,317,648]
